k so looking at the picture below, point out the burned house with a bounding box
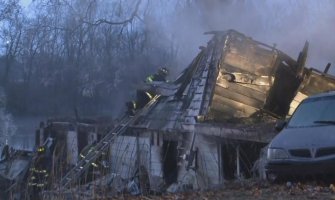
[102,30,335,192]
[11,30,335,199]
[109,30,303,190]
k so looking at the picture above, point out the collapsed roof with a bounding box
[132,29,335,134]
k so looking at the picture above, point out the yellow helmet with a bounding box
[159,67,168,76]
[37,146,45,153]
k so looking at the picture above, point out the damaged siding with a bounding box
[190,134,221,188]
[109,135,150,180]
[66,129,79,166]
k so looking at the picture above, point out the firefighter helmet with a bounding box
[37,146,45,153]
[158,67,168,76]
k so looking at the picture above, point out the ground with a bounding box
[112,179,335,200]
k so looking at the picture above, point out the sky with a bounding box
[20,0,30,7]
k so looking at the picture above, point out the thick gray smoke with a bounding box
[153,0,335,75]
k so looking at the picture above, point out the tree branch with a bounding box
[84,0,142,26]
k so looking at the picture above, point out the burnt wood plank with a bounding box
[210,95,258,117]
[216,79,267,102]
[213,85,264,109]
[224,46,275,76]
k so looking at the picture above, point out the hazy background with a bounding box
[0,0,334,147]
[157,0,335,73]
[18,0,335,72]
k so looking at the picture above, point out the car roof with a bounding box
[308,90,335,99]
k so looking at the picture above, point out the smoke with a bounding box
[0,87,16,145]
[9,0,335,118]
[151,0,335,75]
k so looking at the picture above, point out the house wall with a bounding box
[176,133,221,190]
[149,131,164,191]
[109,135,151,180]
[87,132,97,145]
[193,134,221,188]
[66,130,78,166]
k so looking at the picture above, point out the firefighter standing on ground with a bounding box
[28,145,50,199]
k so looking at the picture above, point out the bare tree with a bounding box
[0,4,23,86]
[0,0,20,22]
[1,0,181,116]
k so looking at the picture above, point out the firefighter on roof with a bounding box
[126,67,169,115]
[145,67,169,83]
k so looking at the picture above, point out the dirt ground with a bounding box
[112,179,335,200]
